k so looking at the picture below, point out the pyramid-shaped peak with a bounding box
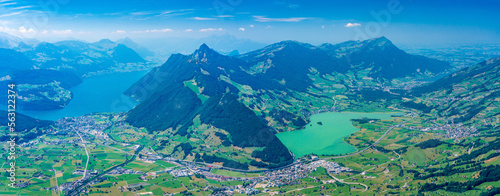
[198,43,211,51]
[190,43,221,63]
[194,43,219,55]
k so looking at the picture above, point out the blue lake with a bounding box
[11,70,148,121]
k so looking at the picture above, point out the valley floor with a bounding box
[1,103,495,196]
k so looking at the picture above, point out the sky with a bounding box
[0,0,499,46]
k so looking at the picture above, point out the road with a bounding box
[127,109,416,176]
[329,173,368,192]
[66,145,144,196]
[76,131,90,181]
[310,109,416,193]
[168,111,417,174]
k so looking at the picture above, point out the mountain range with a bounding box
[22,39,147,77]
[123,37,453,168]
[0,34,155,111]
[319,36,450,80]
[2,33,497,170]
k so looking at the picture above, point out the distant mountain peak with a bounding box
[364,36,395,49]
[318,37,450,79]
[272,40,307,48]
[116,37,154,58]
[372,36,389,41]
[190,44,220,64]
[96,38,114,43]
[198,43,211,51]
[93,39,117,49]
[121,37,134,42]
[276,40,300,45]
[254,40,317,54]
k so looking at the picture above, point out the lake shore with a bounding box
[276,112,402,158]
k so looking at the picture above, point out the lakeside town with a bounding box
[17,114,357,195]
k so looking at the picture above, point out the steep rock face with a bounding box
[319,36,450,79]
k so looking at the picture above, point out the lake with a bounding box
[276,112,400,158]
[12,71,148,121]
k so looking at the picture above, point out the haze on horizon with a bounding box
[0,0,499,47]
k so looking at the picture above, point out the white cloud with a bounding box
[130,11,155,16]
[9,5,33,11]
[150,28,172,32]
[216,15,233,18]
[238,28,245,31]
[199,28,223,32]
[191,17,216,21]
[52,29,72,34]
[132,29,173,33]
[322,25,325,29]
[253,16,309,22]
[18,26,35,33]
[0,11,25,18]
[249,25,254,28]
[0,2,17,7]
[184,29,193,32]
[114,30,126,34]
[345,23,361,28]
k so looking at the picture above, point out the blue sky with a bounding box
[0,0,499,45]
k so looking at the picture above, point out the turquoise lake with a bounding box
[276,112,400,158]
[12,71,148,121]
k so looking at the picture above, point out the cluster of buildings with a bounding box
[405,122,478,138]
[108,166,144,175]
[170,168,193,177]
[55,115,111,140]
[47,113,360,195]
[307,160,352,174]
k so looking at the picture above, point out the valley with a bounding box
[0,36,499,196]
